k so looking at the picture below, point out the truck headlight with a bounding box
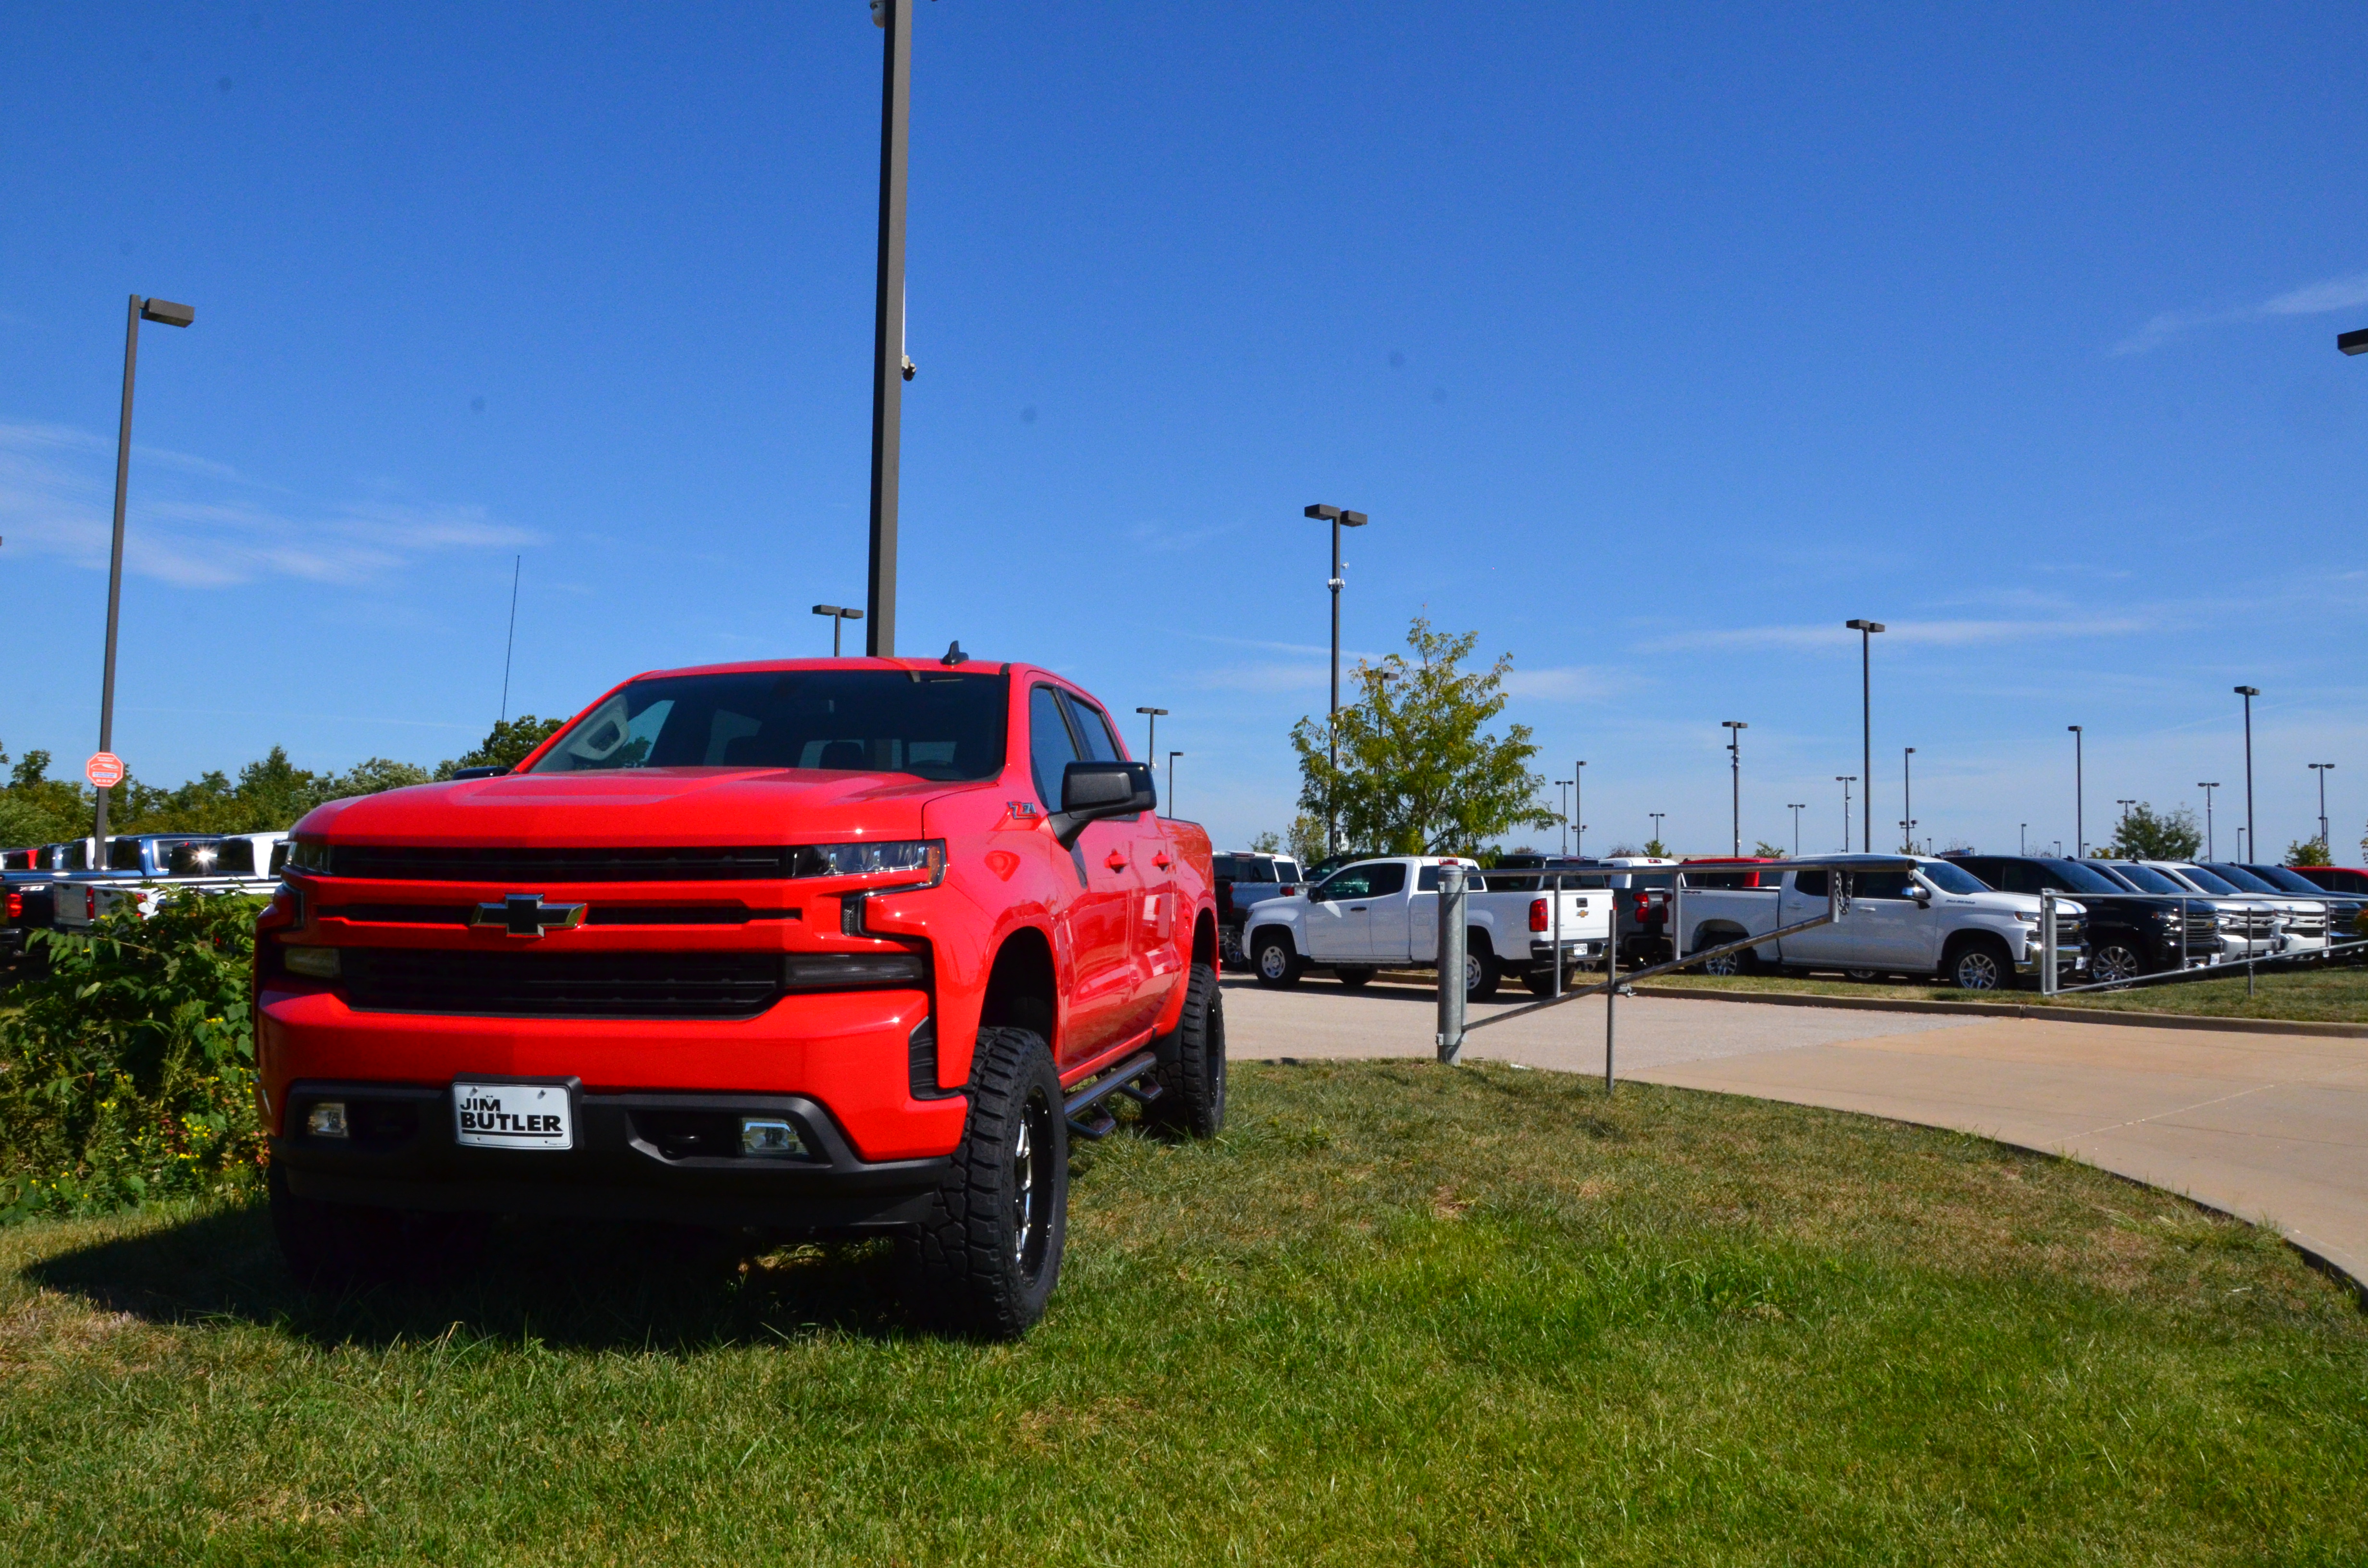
[789,840,945,883]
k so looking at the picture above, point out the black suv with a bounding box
[1947,854,2212,985]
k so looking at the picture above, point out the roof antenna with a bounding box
[941,639,968,666]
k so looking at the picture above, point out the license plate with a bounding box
[452,1081,574,1150]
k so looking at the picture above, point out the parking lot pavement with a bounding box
[1222,975,2368,1290]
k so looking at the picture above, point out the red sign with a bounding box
[85,752,125,789]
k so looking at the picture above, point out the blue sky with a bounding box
[3,2,2364,858]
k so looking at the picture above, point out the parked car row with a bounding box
[1231,845,2365,1000]
[0,830,289,958]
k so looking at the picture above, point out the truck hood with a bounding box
[295,768,963,846]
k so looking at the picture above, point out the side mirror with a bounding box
[1912,886,1933,905]
[1050,761,1155,849]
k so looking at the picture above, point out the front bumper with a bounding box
[271,1078,950,1233]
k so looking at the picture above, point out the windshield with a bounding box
[2101,862,2183,894]
[2035,858,2126,894]
[2166,864,2242,895]
[1918,861,1988,894]
[531,669,1008,781]
[2247,864,2335,895]
[2200,862,2284,894]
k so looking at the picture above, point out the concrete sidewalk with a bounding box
[1221,976,2368,1289]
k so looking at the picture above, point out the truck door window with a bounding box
[1918,861,1987,894]
[1316,866,1376,900]
[1029,686,1082,808]
[1362,864,1407,896]
[1061,694,1122,762]
[1793,870,1829,897]
[269,842,290,876]
[1854,871,1914,899]
[108,839,143,871]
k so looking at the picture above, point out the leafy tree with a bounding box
[1753,840,1787,859]
[2108,802,2202,861]
[1642,839,1670,858]
[1605,842,1643,858]
[1285,813,1326,869]
[436,715,567,778]
[0,745,91,846]
[1289,617,1554,857]
[2285,837,2331,867]
[322,757,434,800]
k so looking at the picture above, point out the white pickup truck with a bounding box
[1673,855,2088,991]
[1245,855,1608,999]
[51,831,290,931]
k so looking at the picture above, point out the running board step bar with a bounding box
[1064,1049,1162,1139]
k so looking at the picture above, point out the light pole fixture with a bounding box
[1573,760,1586,858]
[1648,811,1665,850]
[1837,776,1856,851]
[863,0,922,656]
[1787,803,1805,857]
[1721,721,1747,857]
[1902,746,1916,854]
[1555,779,1573,856]
[2020,822,2028,855]
[1845,620,1884,853]
[2342,328,2368,355]
[2198,782,2220,860]
[2234,686,2259,858]
[1167,750,1183,816]
[2311,763,2336,857]
[2068,726,2084,858]
[1304,503,1369,855]
[1135,706,1168,761]
[91,293,196,851]
[811,603,863,657]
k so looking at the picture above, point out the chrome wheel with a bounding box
[1258,942,1288,981]
[1011,1088,1051,1272]
[1702,948,1744,977]
[1464,952,1483,993]
[2093,943,2142,989]
[1952,949,2004,990]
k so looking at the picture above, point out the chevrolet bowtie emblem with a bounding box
[470,892,588,938]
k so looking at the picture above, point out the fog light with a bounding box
[283,945,340,979]
[307,1101,349,1139]
[740,1117,807,1158]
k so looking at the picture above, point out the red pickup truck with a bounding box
[257,654,1223,1338]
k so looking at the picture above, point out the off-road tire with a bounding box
[1948,937,2012,992]
[1333,965,1375,989]
[1253,932,1303,989]
[903,1026,1067,1340]
[269,1163,481,1290]
[1149,962,1227,1139]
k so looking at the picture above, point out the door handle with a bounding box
[1350,905,1368,912]
[1105,851,1128,871]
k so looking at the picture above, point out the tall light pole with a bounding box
[1167,751,1183,816]
[1648,812,1665,851]
[2020,822,2027,855]
[1303,503,1369,855]
[91,294,196,851]
[1787,802,1805,857]
[2234,686,2259,860]
[1902,747,1916,853]
[1573,760,1585,857]
[2068,726,2084,858]
[2311,763,2335,858]
[1721,721,1747,856]
[1135,705,1168,762]
[811,604,863,656]
[1845,620,1884,854]
[1555,779,1572,855]
[1837,776,1856,851]
[864,0,917,657]
[2198,783,2220,859]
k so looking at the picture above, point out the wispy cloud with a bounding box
[2114,270,2368,355]
[0,420,537,587]
[1641,618,2152,653]
[1501,665,1616,701]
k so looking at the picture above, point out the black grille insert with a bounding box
[318,845,799,882]
[338,949,787,1019]
[321,904,798,927]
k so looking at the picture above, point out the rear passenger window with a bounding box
[1028,686,1081,808]
[1363,864,1407,896]
[269,842,289,876]
[1793,870,1828,898]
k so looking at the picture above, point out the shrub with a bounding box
[0,890,266,1220]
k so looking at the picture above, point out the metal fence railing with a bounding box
[1434,856,1918,1090]
[2037,889,2368,1000]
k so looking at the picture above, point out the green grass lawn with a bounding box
[1643,962,2368,1023]
[3,1062,2363,1565]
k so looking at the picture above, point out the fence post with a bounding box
[1437,862,1467,1064]
[1551,871,1563,998]
[2041,891,2058,997]
[1603,893,1618,1094]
